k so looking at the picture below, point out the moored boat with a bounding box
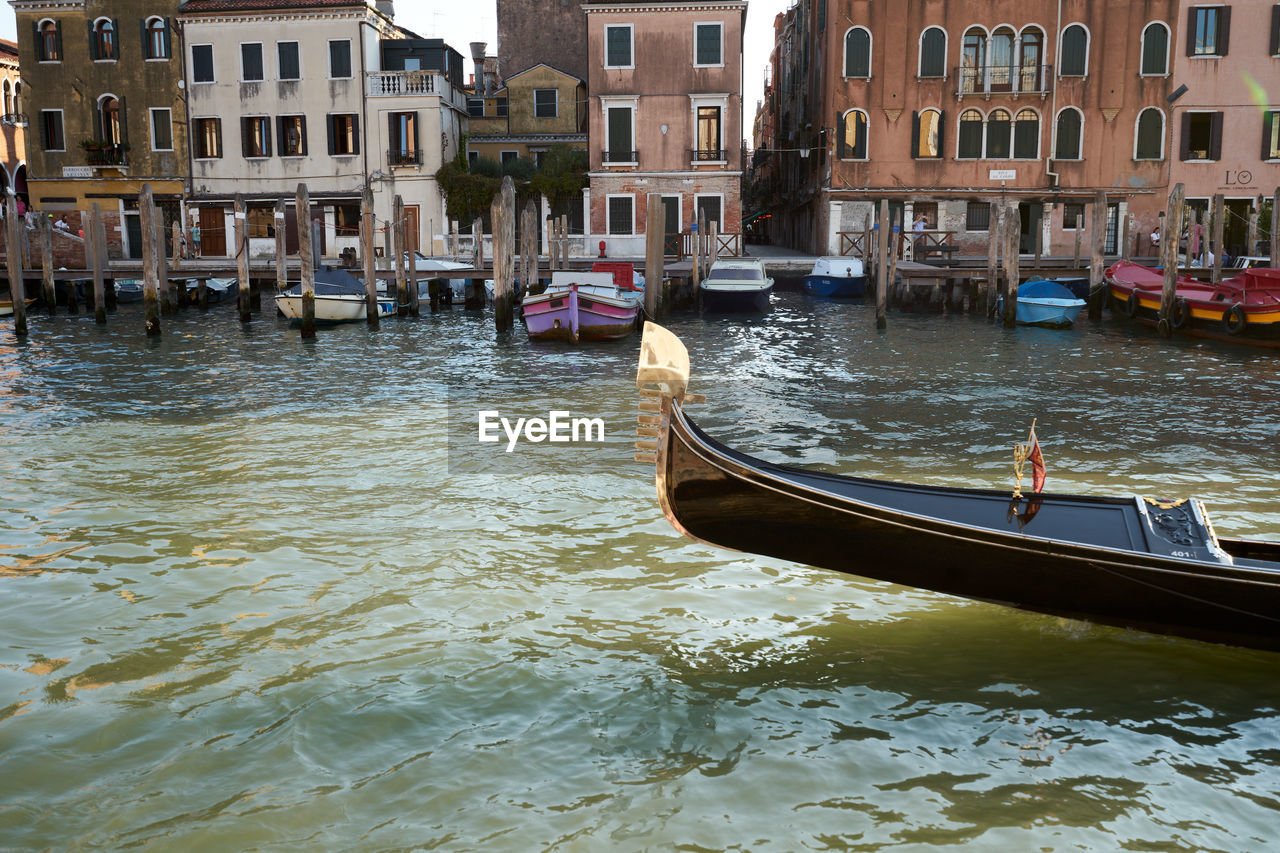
[803,256,866,298]
[114,280,144,304]
[634,321,1280,652]
[182,277,239,304]
[996,279,1087,327]
[1106,260,1280,345]
[523,270,641,342]
[276,267,394,323]
[0,296,37,317]
[698,258,773,312]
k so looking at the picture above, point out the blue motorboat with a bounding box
[803,256,866,298]
[997,279,1087,328]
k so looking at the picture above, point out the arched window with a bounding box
[914,108,943,158]
[1141,22,1169,75]
[1019,26,1044,92]
[39,20,60,62]
[3,81,11,117]
[986,108,1011,157]
[146,17,169,60]
[99,96,121,145]
[1060,24,1088,76]
[93,18,116,61]
[961,27,986,93]
[844,27,871,78]
[1135,108,1164,159]
[1013,109,1039,158]
[1055,107,1083,159]
[12,82,19,116]
[839,108,868,159]
[958,108,983,158]
[990,26,1015,91]
[919,27,947,78]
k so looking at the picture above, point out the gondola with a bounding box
[634,322,1280,652]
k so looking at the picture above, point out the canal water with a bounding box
[2,291,1277,851]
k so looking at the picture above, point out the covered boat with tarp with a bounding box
[1105,260,1280,345]
[633,321,1280,652]
[996,279,1087,327]
[276,267,394,323]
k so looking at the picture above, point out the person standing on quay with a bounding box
[190,222,201,258]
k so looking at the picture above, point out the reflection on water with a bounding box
[1,295,1277,850]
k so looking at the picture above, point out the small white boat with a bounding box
[276,268,394,323]
[182,277,239,304]
[803,256,866,298]
[699,258,773,312]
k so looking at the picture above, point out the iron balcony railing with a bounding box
[85,144,128,166]
[388,148,422,166]
[367,71,437,97]
[602,149,638,163]
[955,64,1053,97]
[1,113,28,126]
[691,148,727,162]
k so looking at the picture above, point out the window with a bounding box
[194,118,221,158]
[92,18,116,61]
[496,97,509,117]
[328,114,359,155]
[696,106,722,159]
[695,196,722,229]
[99,96,121,145]
[39,110,64,151]
[1266,110,1280,160]
[844,27,871,78]
[608,196,633,235]
[467,150,478,168]
[192,44,214,83]
[1063,203,1085,229]
[501,150,518,165]
[247,206,276,239]
[605,105,634,162]
[913,109,942,158]
[144,17,169,60]
[389,112,417,164]
[1272,5,1280,56]
[241,43,263,82]
[1013,109,1039,159]
[1141,23,1169,75]
[695,23,722,66]
[279,115,306,156]
[467,98,484,117]
[1187,7,1230,57]
[150,107,172,151]
[329,39,352,78]
[985,109,1011,158]
[958,109,983,158]
[960,27,986,93]
[919,27,946,78]
[241,116,271,158]
[334,204,360,238]
[1060,24,1088,76]
[1135,108,1164,159]
[278,42,300,80]
[1180,111,1222,161]
[38,20,61,62]
[838,109,868,159]
[966,202,991,231]
[534,89,557,118]
[1055,108,1083,159]
[605,25,633,68]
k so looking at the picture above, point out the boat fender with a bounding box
[1122,291,1140,319]
[1222,303,1246,335]
[1171,298,1192,330]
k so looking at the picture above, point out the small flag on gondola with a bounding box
[1027,424,1045,494]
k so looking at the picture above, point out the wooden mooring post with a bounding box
[296,184,317,338]
[521,199,538,299]
[4,194,26,336]
[234,193,251,323]
[472,216,484,268]
[1002,203,1020,328]
[984,202,999,316]
[645,193,664,318]
[1157,183,1186,337]
[862,211,872,265]
[274,199,287,307]
[1087,191,1108,321]
[1073,214,1083,268]
[39,216,55,315]
[875,199,889,329]
[156,206,173,315]
[492,177,515,333]
[407,226,420,317]
[90,203,107,322]
[139,185,161,336]
[1211,193,1224,286]
[360,186,378,326]
[393,194,408,317]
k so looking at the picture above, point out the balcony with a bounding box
[691,148,727,163]
[602,149,638,165]
[388,148,422,167]
[367,71,436,97]
[84,143,128,167]
[1,113,27,127]
[955,64,1053,98]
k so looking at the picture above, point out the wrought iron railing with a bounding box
[691,148,727,162]
[602,149,638,163]
[85,144,128,166]
[955,64,1053,96]
[388,148,422,166]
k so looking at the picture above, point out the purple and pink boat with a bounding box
[522,264,644,342]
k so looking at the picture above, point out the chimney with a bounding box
[375,1,394,18]
[470,42,487,95]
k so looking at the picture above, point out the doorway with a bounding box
[404,204,420,254]
[199,206,226,256]
[1018,202,1042,254]
[1224,199,1251,257]
[661,195,680,255]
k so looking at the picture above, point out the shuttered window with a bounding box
[911,109,943,158]
[919,27,945,78]
[1265,111,1280,160]
[1187,6,1231,56]
[957,109,982,158]
[695,23,722,66]
[986,109,1011,158]
[534,89,557,118]
[1055,109,1083,159]
[844,28,870,78]
[192,44,214,83]
[1013,110,1039,158]
[327,114,359,156]
[838,109,868,159]
[606,107,633,160]
[1180,111,1221,161]
[329,39,352,78]
[241,43,263,82]
[40,110,64,151]
[279,115,307,156]
[278,42,300,80]
[241,116,271,158]
[1059,25,1087,76]
[1136,108,1163,159]
[1141,23,1168,74]
[605,25,632,67]
[194,118,221,159]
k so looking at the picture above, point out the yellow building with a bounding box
[467,64,586,169]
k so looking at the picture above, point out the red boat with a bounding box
[1105,260,1280,346]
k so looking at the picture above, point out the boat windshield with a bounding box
[707,267,764,281]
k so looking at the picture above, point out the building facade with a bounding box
[13,0,187,256]
[760,0,1183,258]
[497,0,588,82]
[585,0,747,256]
[1167,2,1280,258]
[0,40,27,208]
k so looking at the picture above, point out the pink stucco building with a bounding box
[585,0,747,255]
